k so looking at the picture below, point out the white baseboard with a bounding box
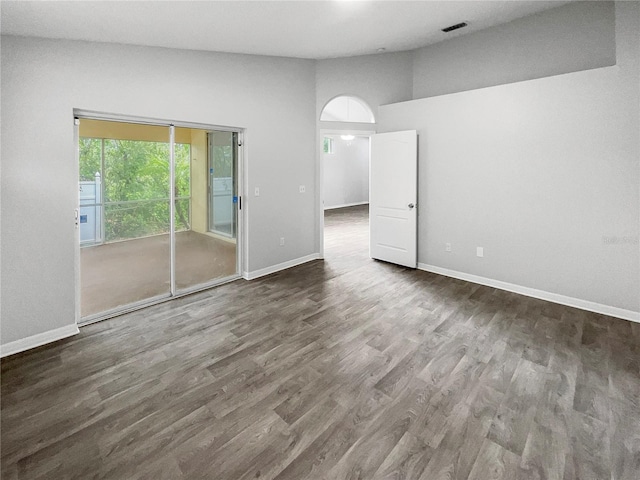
[245,253,321,280]
[1,323,80,358]
[324,201,369,210]
[418,263,640,323]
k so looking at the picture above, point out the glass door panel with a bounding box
[209,131,236,237]
[78,118,241,321]
[174,128,238,292]
[79,119,171,319]
[79,138,103,246]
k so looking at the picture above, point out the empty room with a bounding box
[1,1,638,479]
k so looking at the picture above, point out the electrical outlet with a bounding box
[280,237,285,246]
[445,243,451,252]
[254,187,260,196]
[299,185,306,193]
[477,247,484,257]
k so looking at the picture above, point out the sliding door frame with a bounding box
[169,125,176,296]
[74,110,245,326]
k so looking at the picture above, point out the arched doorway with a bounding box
[318,95,376,258]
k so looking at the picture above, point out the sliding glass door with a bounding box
[174,127,238,292]
[77,117,240,322]
[208,131,237,238]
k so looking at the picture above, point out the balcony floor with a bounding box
[80,230,236,318]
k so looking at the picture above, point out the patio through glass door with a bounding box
[77,116,240,323]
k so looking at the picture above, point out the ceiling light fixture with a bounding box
[341,135,355,141]
[377,48,386,53]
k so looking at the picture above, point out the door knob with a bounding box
[408,203,415,209]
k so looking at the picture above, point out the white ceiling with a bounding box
[1,0,573,60]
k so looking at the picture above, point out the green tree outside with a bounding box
[79,137,191,242]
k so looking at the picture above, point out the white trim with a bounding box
[1,324,80,358]
[245,254,320,280]
[236,130,245,278]
[241,130,249,278]
[318,128,375,260]
[74,118,81,325]
[73,109,244,132]
[169,125,176,296]
[320,128,377,137]
[418,263,640,323]
[317,129,324,259]
[324,201,369,210]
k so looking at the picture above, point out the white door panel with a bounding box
[370,130,417,268]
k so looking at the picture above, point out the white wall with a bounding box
[315,51,413,252]
[323,136,369,209]
[2,2,635,353]
[0,37,316,347]
[413,1,616,99]
[379,2,639,315]
[316,51,413,124]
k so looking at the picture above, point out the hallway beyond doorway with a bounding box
[324,204,369,264]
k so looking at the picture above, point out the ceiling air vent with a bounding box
[442,22,468,33]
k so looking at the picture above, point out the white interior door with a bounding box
[370,130,418,268]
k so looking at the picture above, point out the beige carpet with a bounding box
[81,231,236,317]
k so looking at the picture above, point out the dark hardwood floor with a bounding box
[2,205,639,479]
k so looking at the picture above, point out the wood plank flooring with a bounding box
[2,205,639,479]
